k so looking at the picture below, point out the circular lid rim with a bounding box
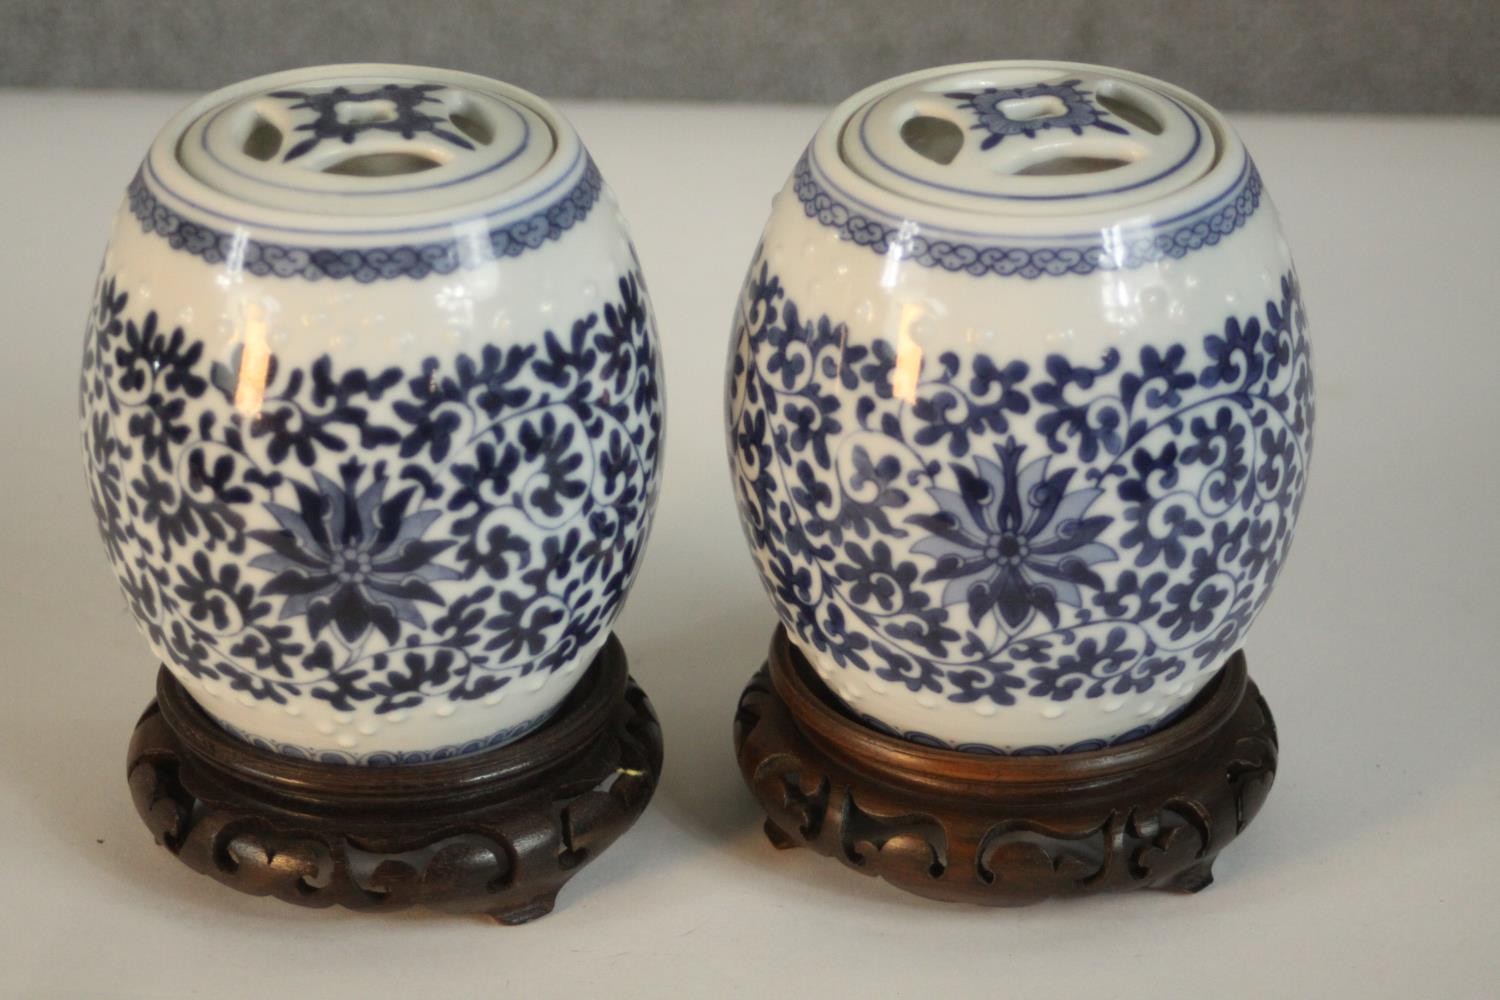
[813,60,1250,235]
[144,63,583,237]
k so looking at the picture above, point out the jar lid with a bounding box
[837,62,1221,218]
[147,64,577,233]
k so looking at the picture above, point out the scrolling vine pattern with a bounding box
[727,259,1311,743]
[81,271,662,725]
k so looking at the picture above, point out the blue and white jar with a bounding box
[726,62,1312,754]
[81,65,663,764]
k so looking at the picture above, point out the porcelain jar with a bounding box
[726,61,1312,754]
[80,65,663,763]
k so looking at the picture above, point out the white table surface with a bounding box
[1,92,1497,999]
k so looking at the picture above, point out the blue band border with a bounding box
[126,155,604,283]
[793,150,1263,279]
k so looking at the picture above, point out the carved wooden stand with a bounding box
[734,626,1277,906]
[127,635,662,924]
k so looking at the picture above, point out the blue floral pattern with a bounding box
[945,80,1128,149]
[911,441,1115,631]
[81,270,662,725]
[727,258,1312,748]
[248,471,461,644]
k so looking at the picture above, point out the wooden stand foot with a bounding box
[733,626,1277,907]
[489,893,559,926]
[127,634,662,923]
[1160,858,1218,894]
[763,818,799,850]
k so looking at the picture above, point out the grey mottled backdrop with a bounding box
[2,0,1496,112]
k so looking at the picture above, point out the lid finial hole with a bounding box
[1096,93,1162,135]
[449,109,494,146]
[322,152,442,177]
[335,99,398,125]
[242,117,283,161]
[900,115,964,165]
[997,95,1068,122]
[1014,156,1131,176]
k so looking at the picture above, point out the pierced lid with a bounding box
[837,62,1221,217]
[154,64,570,226]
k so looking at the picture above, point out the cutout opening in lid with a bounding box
[167,66,569,222]
[836,63,1223,217]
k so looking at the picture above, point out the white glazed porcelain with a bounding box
[726,62,1313,753]
[81,65,663,763]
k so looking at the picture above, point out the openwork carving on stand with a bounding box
[733,625,1276,906]
[127,636,663,924]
